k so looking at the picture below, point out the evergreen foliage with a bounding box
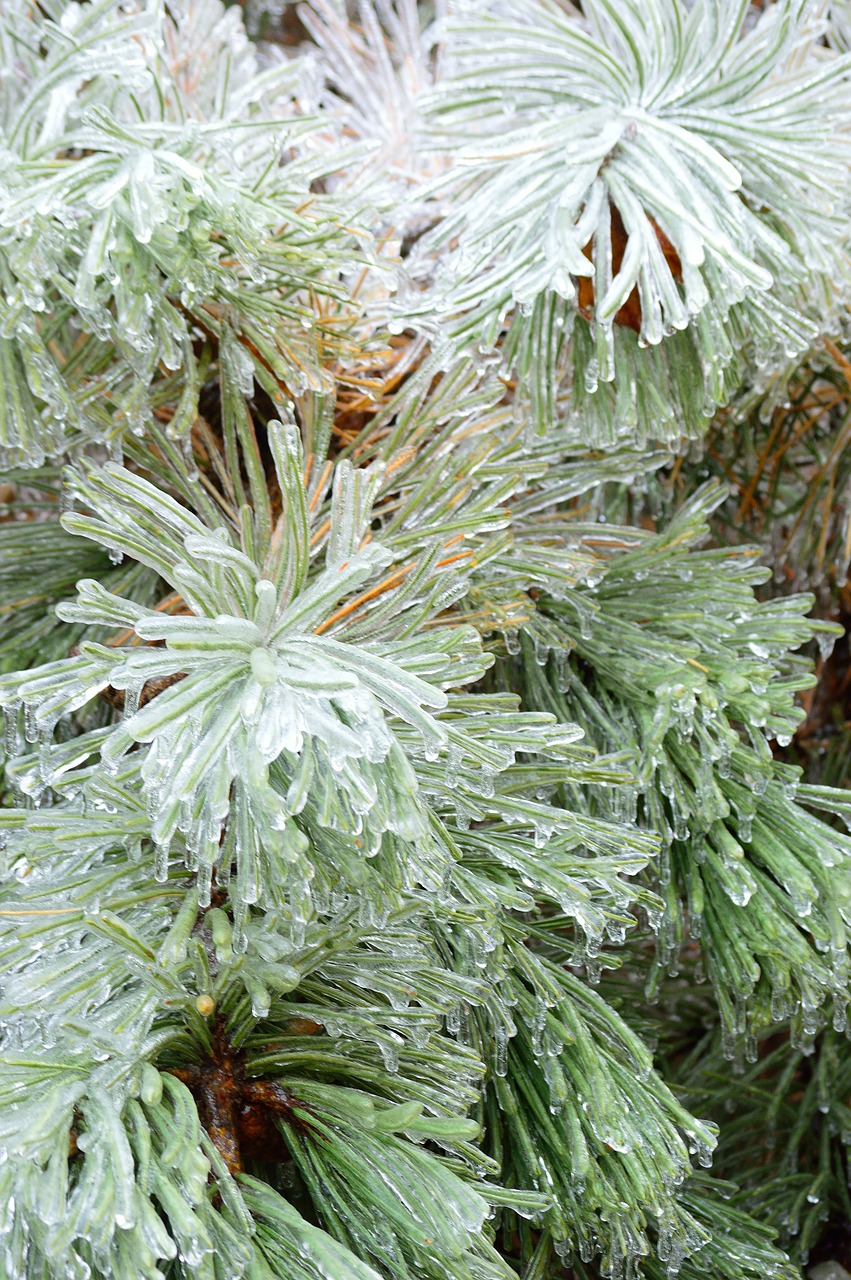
[1,3,850,1280]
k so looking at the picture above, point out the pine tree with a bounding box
[1,2,850,1279]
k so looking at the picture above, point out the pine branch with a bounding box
[2,3,850,1279]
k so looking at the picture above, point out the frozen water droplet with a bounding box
[250,982,271,1019]
[196,860,212,908]
[154,843,169,883]
[379,1035,402,1074]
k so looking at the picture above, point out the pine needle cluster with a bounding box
[1,3,851,1280]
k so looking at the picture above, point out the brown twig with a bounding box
[165,1017,316,1175]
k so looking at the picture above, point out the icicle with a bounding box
[687,1129,716,1170]
[37,738,52,785]
[530,997,547,1058]
[23,703,39,745]
[4,705,19,757]
[378,1034,402,1074]
[453,800,473,831]
[533,820,554,849]
[801,999,822,1038]
[247,977,271,1020]
[196,859,212,909]
[232,899,249,954]
[122,683,142,720]
[658,845,671,887]
[493,1024,509,1077]
[717,738,732,779]
[180,434,200,483]
[771,986,791,1023]
[503,629,521,656]
[288,870,312,950]
[153,842,169,883]
[606,919,627,945]
[444,742,463,790]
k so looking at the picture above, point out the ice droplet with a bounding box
[249,980,271,1019]
[378,1035,402,1074]
[154,842,169,883]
